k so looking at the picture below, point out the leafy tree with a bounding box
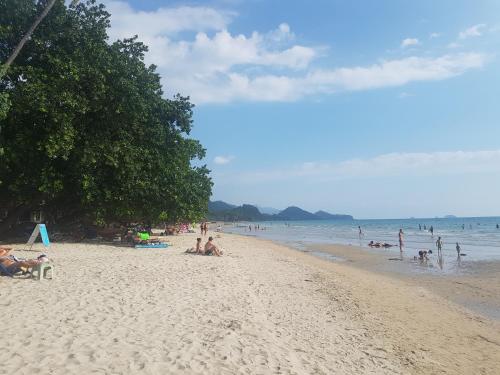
[0,0,212,234]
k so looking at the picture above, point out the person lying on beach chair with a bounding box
[0,246,13,257]
[0,255,47,277]
[204,237,223,256]
[185,238,203,254]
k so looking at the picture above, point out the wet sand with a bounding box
[307,243,500,320]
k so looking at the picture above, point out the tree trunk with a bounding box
[0,0,58,78]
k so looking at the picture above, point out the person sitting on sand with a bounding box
[185,238,203,254]
[204,237,223,256]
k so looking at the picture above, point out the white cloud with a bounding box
[401,38,420,48]
[398,92,413,99]
[214,155,234,165]
[267,23,295,43]
[173,53,486,103]
[447,42,461,49]
[306,53,485,90]
[459,24,486,39]
[104,1,234,39]
[429,32,441,39]
[103,1,488,104]
[233,150,500,183]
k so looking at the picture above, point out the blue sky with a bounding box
[103,0,500,218]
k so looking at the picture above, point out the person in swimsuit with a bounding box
[204,237,223,256]
[185,238,203,254]
[0,247,13,257]
[436,236,443,252]
[0,255,44,276]
[417,250,429,261]
[398,229,404,251]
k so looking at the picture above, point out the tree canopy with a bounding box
[0,0,212,232]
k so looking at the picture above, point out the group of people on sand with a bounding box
[200,222,209,236]
[0,246,49,277]
[412,237,465,262]
[185,237,223,256]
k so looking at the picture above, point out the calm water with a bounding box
[225,217,500,272]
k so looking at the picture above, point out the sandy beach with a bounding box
[1,232,500,374]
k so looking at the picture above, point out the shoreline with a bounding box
[1,232,499,374]
[306,242,500,321]
[224,226,500,320]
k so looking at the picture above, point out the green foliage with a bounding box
[0,0,212,227]
[0,91,9,121]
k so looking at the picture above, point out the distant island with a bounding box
[208,201,353,222]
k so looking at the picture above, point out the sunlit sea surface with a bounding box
[224,217,500,273]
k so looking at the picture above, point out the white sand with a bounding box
[1,232,499,374]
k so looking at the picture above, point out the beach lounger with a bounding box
[134,243,169,249]
[31,263,54,280]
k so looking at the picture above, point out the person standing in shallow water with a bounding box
[430,226,434,236]
[358,226,363,239]
[398,229,404,251]
[436,236,443,254]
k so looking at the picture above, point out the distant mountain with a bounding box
[444,215,457,218]
[208,203,265,221]
[274,206,318,221]
[314,210,353,220]
[230,204,265,221]
[208,200,237,212]
[208,201,353,222]
[256,205,281,215]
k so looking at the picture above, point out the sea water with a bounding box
[225,217,500,272]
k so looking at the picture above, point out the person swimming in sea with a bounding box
[369,241,395,248]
